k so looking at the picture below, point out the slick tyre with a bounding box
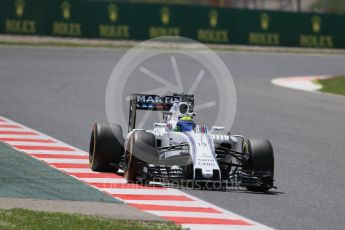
[245,139,274,192]
[89,123,124,172]
[125,131,159,183]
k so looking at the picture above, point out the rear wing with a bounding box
[128,93,194,132]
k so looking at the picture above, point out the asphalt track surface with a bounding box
[1,46,345,229]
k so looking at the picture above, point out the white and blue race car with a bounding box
[89,93,275,192]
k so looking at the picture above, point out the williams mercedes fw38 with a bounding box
[89,94,275,191]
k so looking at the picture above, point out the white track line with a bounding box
[25,150,86,156]
[102,188,181,195]
[37,158,89,164]
[182,225,262,230]
[0,134,42,138]
[0,127,24,130]
[125,200,215,208]
[60,168,96,173]
[271,75,328,92]
[4,142,66,147]
[146,211,234,218]
[79,178,127,183]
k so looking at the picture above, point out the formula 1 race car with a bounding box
[89,93,275,192]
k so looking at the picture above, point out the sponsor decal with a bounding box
[149,7,180,37]
[312,15,321,33]
[5,0,37,34]
[161,6,170,25]
[137,95,180,104]
[209,9,218,28]
[136,95,181,110]
[261,12,269,31]
[108,4,118,23]
[248,13,280,46]
[62,1,71,20]
[15,0,25,18]
[299,16,334,48]
[98,4,130,39]
[197,9,229,43]
[52,1,82,37]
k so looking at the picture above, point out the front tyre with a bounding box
[125,131,159,183]
[89,123,124,172]
[245,139,274,192]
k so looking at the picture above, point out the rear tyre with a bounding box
[245,139,274,192]
[125,131,159,183]
[89,123,124,172]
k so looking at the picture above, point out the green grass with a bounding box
[317,76,345,96]
[0,208,181,230]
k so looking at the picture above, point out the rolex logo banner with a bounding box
[0,0,48,35]
[0,0,344,48]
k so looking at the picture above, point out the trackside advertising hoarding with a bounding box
[1,0,344,48]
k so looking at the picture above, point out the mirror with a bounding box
[178,102,189,116]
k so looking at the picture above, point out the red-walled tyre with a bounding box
[125,131,159,183]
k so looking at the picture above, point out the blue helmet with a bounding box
[176,116,195,132]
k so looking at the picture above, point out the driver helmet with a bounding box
[176,116,195,132]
